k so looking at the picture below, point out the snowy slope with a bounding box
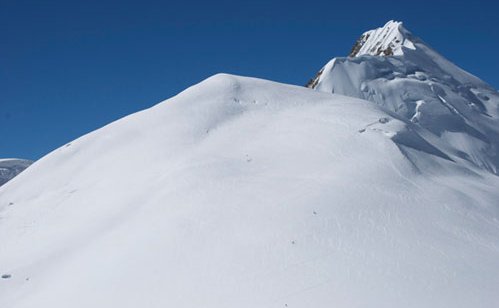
[0,159,33,187]
[308,21,499,175]
[1,74,499,308]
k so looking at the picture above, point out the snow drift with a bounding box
[1,22,499,308]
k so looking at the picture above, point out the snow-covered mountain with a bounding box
[307,20,499,175]
[1,22,499,308]
[0,159,32,187]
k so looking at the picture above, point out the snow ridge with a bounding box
[349,20,415,57]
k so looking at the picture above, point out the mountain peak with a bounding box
[308,21,499,174]
[349,20,415,57]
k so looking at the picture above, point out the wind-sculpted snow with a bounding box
[1,74,499,308]
[311,21,499,174]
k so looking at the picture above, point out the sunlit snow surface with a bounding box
[312,21,499,175]
[1,73,499,307]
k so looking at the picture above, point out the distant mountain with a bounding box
[0,159,33,186]
[1,22,499,308]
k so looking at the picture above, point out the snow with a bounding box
[0,159,33,187]
[350,20,415,57]
[1,21,499,308]
[310,21,499,175]
[1,73,499,307]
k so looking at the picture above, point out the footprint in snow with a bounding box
[359,117,391,133]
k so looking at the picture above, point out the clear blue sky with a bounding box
[2,0,498,160]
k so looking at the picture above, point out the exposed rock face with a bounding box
[348,33,370,57]
[305,68,323,88]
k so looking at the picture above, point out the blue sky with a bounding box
[2,0,498,160]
